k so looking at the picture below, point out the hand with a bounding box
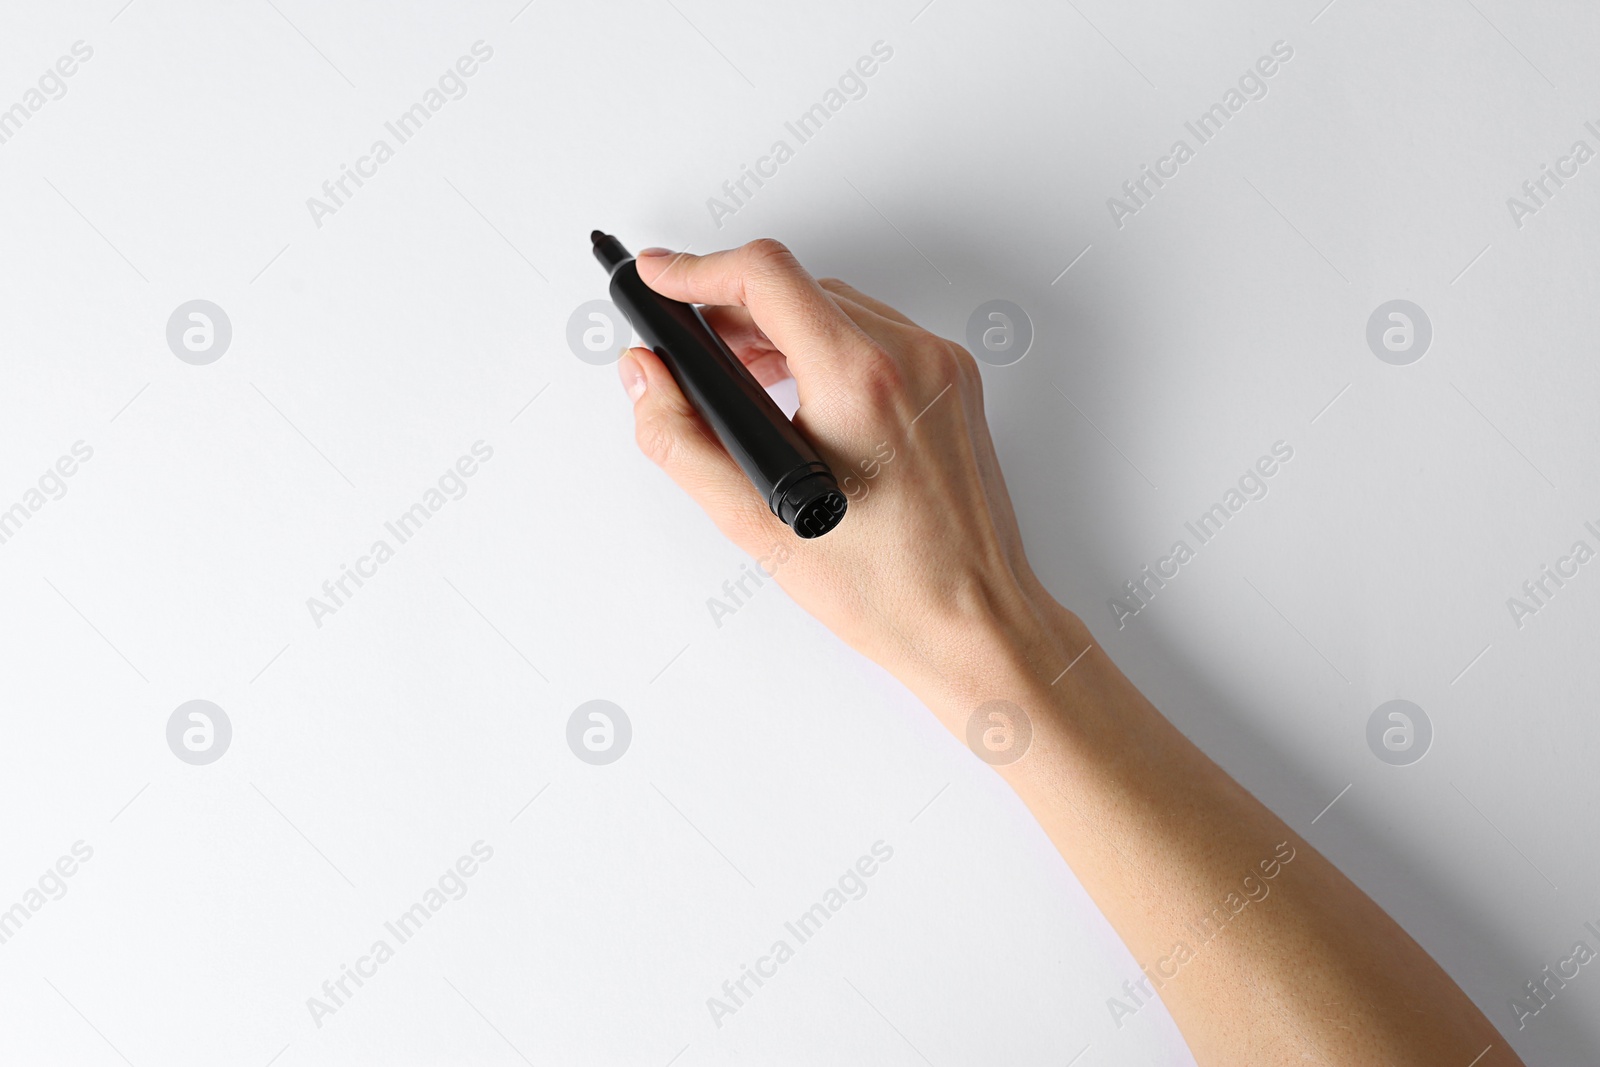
[618,240,1525,1067]
[617,239,1079,718]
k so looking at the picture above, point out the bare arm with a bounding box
[616,239,1521,1066]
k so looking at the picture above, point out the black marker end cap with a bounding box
[778,472,847,538]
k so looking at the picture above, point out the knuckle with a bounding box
[747,236,790,256]
[745,237,794,270]
[947,339,981,380]
[857,345,906,404]
[948,342,984,400]
[634,411,680,469]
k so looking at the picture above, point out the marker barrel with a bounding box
[593,233,847,538]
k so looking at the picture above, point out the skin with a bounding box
[616,238,1524,1067]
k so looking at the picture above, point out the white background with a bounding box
[1,0,1598,1064]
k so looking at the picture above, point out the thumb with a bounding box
[618,347,780,546]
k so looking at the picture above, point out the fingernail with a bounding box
[638,247,673,257]
[618,351,647,401]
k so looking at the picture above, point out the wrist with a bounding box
[898,577,1092,741]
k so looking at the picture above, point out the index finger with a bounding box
[634,239,879,373]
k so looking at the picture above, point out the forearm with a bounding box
[902,591,1519,1066]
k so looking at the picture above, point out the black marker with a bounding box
[592,231,847,538]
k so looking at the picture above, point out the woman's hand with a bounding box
[617,239,1080,720]
[615,237,1524,1067]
